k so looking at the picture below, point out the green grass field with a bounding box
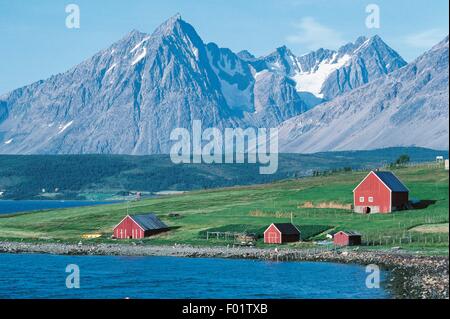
[0,164,448,254]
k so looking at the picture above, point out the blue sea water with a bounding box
[0,200,390,299]
[0,254,391,299]
[0,200,121,215]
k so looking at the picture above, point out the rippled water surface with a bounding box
[0,253,391,299]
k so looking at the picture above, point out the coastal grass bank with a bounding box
[0,164,448,254]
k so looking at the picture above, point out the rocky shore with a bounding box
[0,241,448,299]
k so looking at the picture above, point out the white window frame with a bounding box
[359,196,365,203]
[368,196,374,203]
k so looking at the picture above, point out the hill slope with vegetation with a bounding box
[0,164,447,254]
[0,147,446,199]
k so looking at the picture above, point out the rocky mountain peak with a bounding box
[154,13,183,33]
[278,35,449,153]
[237,50,256,61]
[0,15,445,155]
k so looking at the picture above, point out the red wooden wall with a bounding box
[333,232,349,246]
[333,232,361,246]
[354,172,391,213]
[114,216,144,239]
[264,224,281,244]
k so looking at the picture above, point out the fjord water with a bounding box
[0,254,390,299]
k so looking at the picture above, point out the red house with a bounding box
[333,231,362,246]
[353,171,409,214]
[113,213,168,239]
[264,223,301,244]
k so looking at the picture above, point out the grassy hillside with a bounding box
[0,164,448,254]
[0,147,446,199]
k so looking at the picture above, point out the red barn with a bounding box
[264,223,301,244]
[353,171,409,214]
[113,213,168,239]
[333,231,362,246]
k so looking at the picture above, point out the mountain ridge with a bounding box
[278,36,449,153]
[0,14,446,155]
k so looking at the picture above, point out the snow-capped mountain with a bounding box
[1,14,310,154]
[278,36,449,153]
[252,35,406,106]
[320,35,407,100]
[1,14,240,154]
[0,14,441,155]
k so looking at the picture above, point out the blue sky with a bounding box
[0,0,448,94]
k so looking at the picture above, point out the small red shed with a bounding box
[264,223,301,244]
[333,231,362,246]
[113,213,168,239]
[353,171,409,214]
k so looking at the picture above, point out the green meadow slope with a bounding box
[0,164,448,254]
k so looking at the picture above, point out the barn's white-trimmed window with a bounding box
[368,197,374,203]
[359,196,365,202]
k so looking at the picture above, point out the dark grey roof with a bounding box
[374,171,409,192]
[339,230,361,237]
[130,213,168,231]
[273,223,300,235]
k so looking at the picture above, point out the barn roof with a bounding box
[338,230,361,237]
[373,171,409,192]
[273,223,300,235]
[130,213,168,231]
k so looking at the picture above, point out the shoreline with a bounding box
[1,241,448,299]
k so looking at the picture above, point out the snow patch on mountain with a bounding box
[278,36,449,153]
[130,36,151,53]
[105,63,117,74]
[253,69,269,79]
[131,47,147,65]
[58,121,73,134]
[292,53,351,98]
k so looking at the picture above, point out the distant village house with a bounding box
[333,231,362,246]
[264,223,300,244]
[353,171,409,213]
